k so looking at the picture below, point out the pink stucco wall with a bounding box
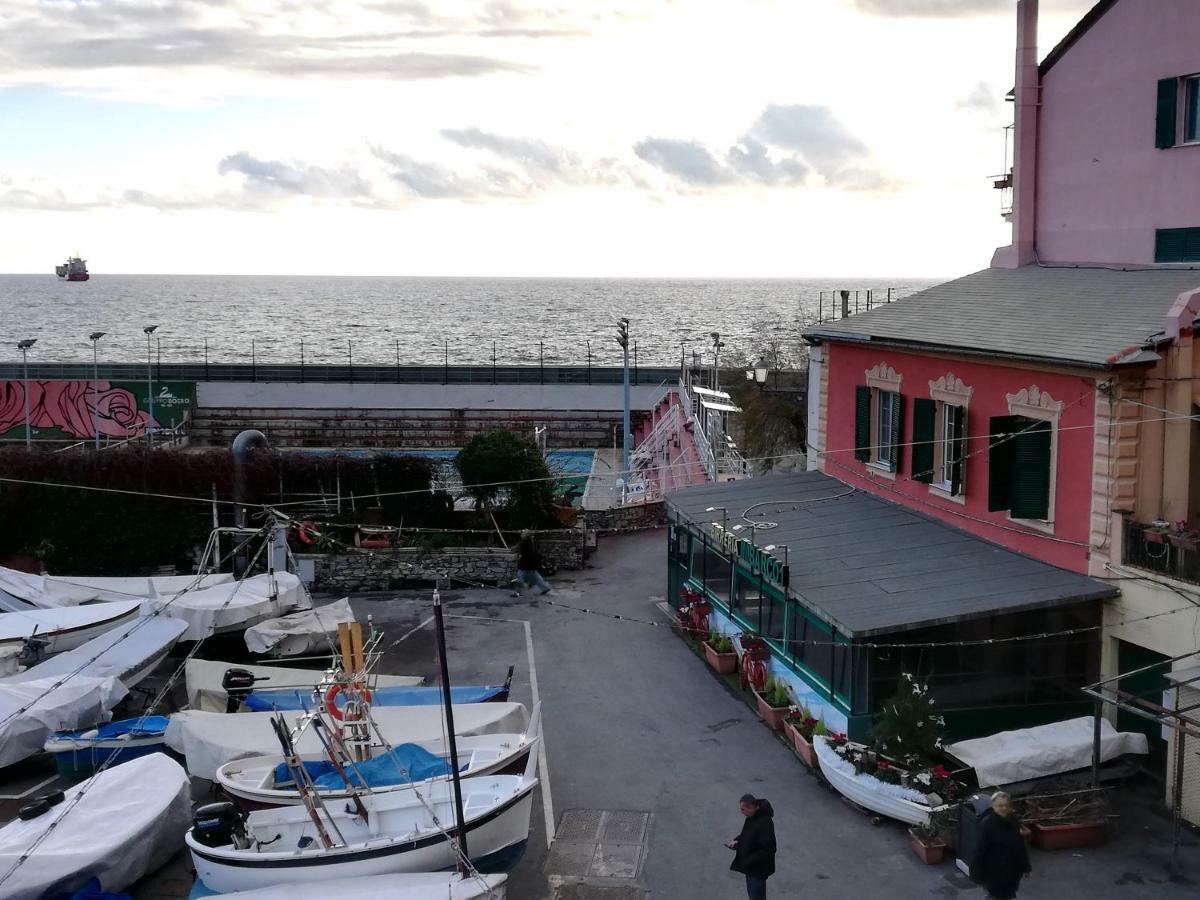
[821,344,1096,573]
[1035,0,1200,265]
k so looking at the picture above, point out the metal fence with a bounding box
[1124,519,1200,586]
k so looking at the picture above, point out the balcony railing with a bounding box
[1123,519,1200,586]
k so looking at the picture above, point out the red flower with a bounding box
[931,764,950,779]
[803,717,818,728]
[877,759,891,769]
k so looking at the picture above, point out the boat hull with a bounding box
[49,736,167,778]
[813,736,936,827]
[187,783,535,893]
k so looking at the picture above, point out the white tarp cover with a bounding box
[0,675,126,769]
[0,567,232,611]
[244,597,354,656]
[0,752,191,899]
[166,702,529,780]
[0,601,142,645]
[184,659,423,712]
[207,873,507,900]
[7,615,189,686]
[947,716,1151,788]
[152,572,310,641]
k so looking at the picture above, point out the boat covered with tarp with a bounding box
[184,658,422,713]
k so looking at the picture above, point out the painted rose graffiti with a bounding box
[0,380,158,439]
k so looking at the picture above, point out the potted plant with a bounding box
[782,707,824,768]
[703,631,738,675]
[754,677,791,731]
[1168,520,1200,553]
[1144,522,1170,544]
[908,812,950,865]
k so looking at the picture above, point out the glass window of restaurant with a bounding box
[697,535,732,606]
[788,608,838,695]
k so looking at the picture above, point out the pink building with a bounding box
[805,0,1200,818]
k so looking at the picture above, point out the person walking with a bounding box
[969,792,1031,899]
[511,530,552,597]
[726,794,775,900]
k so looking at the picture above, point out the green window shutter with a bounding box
[889,393,904,471]
[988,415,1019,512]
[911,398,936,483]
[1156,227,1200,263]
[1010,420,1052,520]
[854,386,871,462]
[1157,77,1178,149]
[949,405,967,496]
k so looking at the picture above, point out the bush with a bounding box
[455,430,555,528]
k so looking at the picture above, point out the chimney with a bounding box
[992,0,1039,268]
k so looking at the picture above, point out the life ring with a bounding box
[325,682,371,721]
[296,521,319,545]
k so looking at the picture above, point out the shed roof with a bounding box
[804,266,1200,368]
[667,471,1116,638]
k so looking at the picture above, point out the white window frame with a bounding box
[1184,74,1200,146]
[876,391,899,470]
[928,373,973,503]
[865,363,903,479]
[1005,385,1063,534]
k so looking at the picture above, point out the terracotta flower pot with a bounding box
[908,829,946,865]
[1029,820,1109,851]
[703,641,738,675]
[754,691,788,731]
[783,721,816,767]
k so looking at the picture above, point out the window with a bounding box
[913,374,972,497]
[1155,227,1200,263]
[855,363,904,475]
[698,539,732,605]
[988,416,1053,520]
[1156,74,1200,149]
[1185,75,1200,144]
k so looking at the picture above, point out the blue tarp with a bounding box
[242,684,505,712]
[273,743,453,789]
[49,716,170,744]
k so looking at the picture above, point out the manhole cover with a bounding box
[547,810,652,883]
[599,810,648,844]
[591,843,642,879]
[556,808,605,842]
[545,840,597,877]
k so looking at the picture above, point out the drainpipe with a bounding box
[232,429,270,574]
[994,0,1040,268]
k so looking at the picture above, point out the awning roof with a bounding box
[666,471,1117,638]
[699,399,740,413]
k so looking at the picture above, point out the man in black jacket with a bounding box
[726,794,776,899]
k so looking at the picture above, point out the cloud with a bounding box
[633,139,737,187]
[853,0,1008,16]
[957,81,1004,115]
[440,128,575,177]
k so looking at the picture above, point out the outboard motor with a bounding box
[192,802,250,849]
[221,667,261,713]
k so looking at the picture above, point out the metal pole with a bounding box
[586,340,591,385]
[1091,698,1102,787]
[492,340,497,385]
[146,332,155,446]
[395,338,400,384]
[300,339,305,383]
[348,340,353,383]
[251,339,256,383]
[433,590,469,868]
[622,342,631,476]
[443,340,448,385]
[21,348,31,449]
[204,337,209,380]
[92,337,101,449]
[634,341,638,386]
[539,341,544,385]
[156,335,162,382]
[1173,683,1186,877]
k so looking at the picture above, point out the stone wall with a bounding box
[298,528,585,592]
[583,501,667,535]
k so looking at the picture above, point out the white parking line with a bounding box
[0,774,59,800]
[390,614,434,646]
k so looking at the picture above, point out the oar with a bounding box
[310,715,371,823]
[269,714,342,849]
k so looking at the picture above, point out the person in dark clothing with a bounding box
[726,794,776,900]
[970,792,1031,899]
[511,530,552,596]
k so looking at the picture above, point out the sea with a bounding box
[0,275,935,367]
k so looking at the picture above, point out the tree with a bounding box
[455,430,555,527]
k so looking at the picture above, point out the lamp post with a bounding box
[746,356,768,391]
[705,506,728,534]
[710,331,724,393]
[616,318,631,480]
[143,325,158,445]
[17,339,36,449]
[89,332,105,449]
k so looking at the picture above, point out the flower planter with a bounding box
[703,641,738,675]
[908,829,946,865]
[1168,533,1200,553]
[1144,527,1169,545]
[784,721,816,768]
[1029,820,1109,851]
[754,691,788,731]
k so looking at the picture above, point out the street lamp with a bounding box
[709,331,725,393]
[616,318,631,480]
[17,339,36,449]
[89,332,105,449]
[143,325,158,445]
[745,356,769,389]
[705,506,728,533]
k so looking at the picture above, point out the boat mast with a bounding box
[433,586,469,872]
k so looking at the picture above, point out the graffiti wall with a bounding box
[0,380,194,441]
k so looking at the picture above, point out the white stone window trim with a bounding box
[927,373,973,504]
[1004,385,1063,535]
[864,363,902,478]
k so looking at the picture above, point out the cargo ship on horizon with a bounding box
[55,256,89,281]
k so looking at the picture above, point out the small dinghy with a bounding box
[0,601,142,657]
[812,735,943,826]
[185,659,422,712]
[244,598,355,657]
[0,752,191,899]
[187,768,537,893]
[189,872,507,899]
[45,715,171,778]
[216,705,541,810]
[241,679,511,712]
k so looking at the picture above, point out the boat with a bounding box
[812,735,943,827]
[0,600,143,658]
[184,658,423,713]
[189,872,507,899]
[245,598,355,657]
[186,768,537,892]
[241,680,511,712]
[0,753,190,899]
[0,615,188,768]
[55,255,89,281]
[215,704,541,810]
[45,714,171,778]
[165,703,530,780]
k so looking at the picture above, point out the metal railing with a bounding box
[1124,519,1200,586]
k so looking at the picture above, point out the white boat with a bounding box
[188,764,537,892]
[812,735,941,827]
[0,600,142,657]
[196,873,507,899]
[0,567,232,611]
[184,659,423,713]
[245,598,355,657]
[0,615,188,768]
[216,704,541,810]
[166,703,530,780]
[0,752,191,899]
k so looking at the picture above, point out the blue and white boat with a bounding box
[45,715,171,778]
[240,682,510,712]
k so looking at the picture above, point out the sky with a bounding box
[0,0,1097,277]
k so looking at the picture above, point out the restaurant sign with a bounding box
[712,523,789,589]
